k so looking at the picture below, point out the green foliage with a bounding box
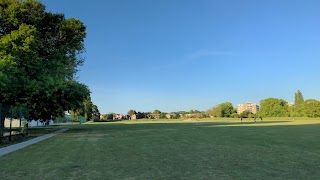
[0,0,90,123]
[102,114,114,120]
[127,110,136,116]
[71,97,100,121]
[2,121,320,179]
[229,113,240,118]
[293,90,305,116]
[301,99,320,117]
[69,111,79,121]
[27,80,90,120]
[176,111,187,114]
[153,109,161,114]
[259,98,289,117]
[206,102,234,117]
[248,113,256,118]
[189,109,201,114]
[294,90,304,107]
[172,113,180,119]
[240,110,251,118]
[160,113,166,119]
[91,104,100,121]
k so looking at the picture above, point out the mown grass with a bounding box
[0,126,60,148]
[0,119,320,179]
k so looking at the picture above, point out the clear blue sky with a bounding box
[41,0,320,114]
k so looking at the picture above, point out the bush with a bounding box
[248,113,256,118]
[230,113,240,118]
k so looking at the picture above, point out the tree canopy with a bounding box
[0,0,93,125]
[70,96,100,121]
[259,98,289,117]
[294,90,304,107]
[299,99,320,117]
[153,109,161,114]
[127,110,136,116]
[293,90,305,116]
[206,102,234,117]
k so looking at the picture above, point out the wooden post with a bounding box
[0,103,2,130]
[19,107,22,129]
[9,105,12,141]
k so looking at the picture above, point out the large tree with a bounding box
[153,109,161,114]
[301,99,320,117]
[71,96,100,121]
[127,110,136,116]
[259,98,289,117]
[294,90,304,107]
[27,80,90,120]
[293,90,305,116]
[206,102,234,117]
[0,0,89,126]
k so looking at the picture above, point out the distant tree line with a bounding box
[205,90,320,118]
[102,90,320,120]
[100,109,205,120]
[258,90,320,117]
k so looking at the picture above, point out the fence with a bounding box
[79,116,86,124]
[54,115,86,124]
[0,103,29,142]
[29,119,54,127]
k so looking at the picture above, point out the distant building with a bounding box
[146,114,152,119]
[166,114,176,119]
[237,102,259,114]
[151,114,160,119]
[113,114,123,120]
[287,102,294,107]
[181,113,205,118]
[130,114,137,120]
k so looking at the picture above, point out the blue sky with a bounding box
[41,0,320,114]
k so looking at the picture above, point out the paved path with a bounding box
[0,128,68,157]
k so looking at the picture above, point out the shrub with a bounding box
[230,113,240,118]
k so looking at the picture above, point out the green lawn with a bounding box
[0,126,60,148]
[1,119,320,179]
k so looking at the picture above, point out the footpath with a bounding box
[0,128,68,156]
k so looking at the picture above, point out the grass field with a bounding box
[0,119,320,179]
[0,126,60,148]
